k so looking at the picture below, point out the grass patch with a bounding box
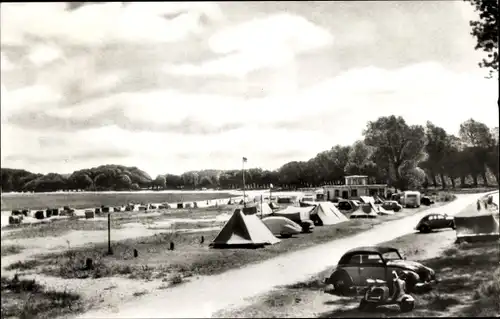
[5,260,42,271]
[1,275,84,319]
[425,293,461,311]
[132,290,148,297]
[1,245,24,257]
[2,219,124,240]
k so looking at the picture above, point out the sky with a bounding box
[1,1,498,177]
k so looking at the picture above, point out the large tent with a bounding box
[242,203,273,217]
[359,196,375,205]
[350,204,378,219]
[262,216,302,237]
[309,202,348,226]
[272,206,314,224]
[210,209,280,248]
[454,213,500,242]
[368,202,394,216]
[300,201,317,207]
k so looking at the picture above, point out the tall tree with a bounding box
[459,118,495,185]
[364,116,426,190]
[344,140,379,183]
[466,0,499,78]
[425,122,451,188]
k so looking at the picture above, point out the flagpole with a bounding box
[242,158,246,208]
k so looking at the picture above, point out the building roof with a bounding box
[323,184,388,188]
[345,175,368,178]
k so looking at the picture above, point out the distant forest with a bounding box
[1,116,498,193]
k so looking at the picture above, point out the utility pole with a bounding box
[107,213,113,255]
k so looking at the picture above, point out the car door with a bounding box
[426,215,436,229]
[359,253,386,284]
[342,254,362,286]
[435,214,448,229]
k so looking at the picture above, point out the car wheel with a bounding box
[359,299,374,312]
[419,225,431,233]
[399,297,415,312]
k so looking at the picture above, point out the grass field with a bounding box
[0,191,234,211]
[1,276,85,319]
[5,203,444,284]
[1,205,236,240]
[1,245,24,257]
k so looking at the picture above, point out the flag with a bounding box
[242,157,247,163]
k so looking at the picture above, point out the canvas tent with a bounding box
[242,203,273,217]
[454,213,500,242]
[309,202,348,226]
[350,204,378,219]
[300,201,317,207]
[359,196,375,205]
[262,216,302,237]
[368,202,394,216]
[210,209,280,248]
[272,206,314,224]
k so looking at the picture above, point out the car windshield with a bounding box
[407,194,417,198]
[382,251,402,261]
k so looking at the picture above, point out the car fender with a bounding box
[391,267,420,282]
[326,268,354,286]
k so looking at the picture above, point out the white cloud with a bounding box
[1,85,62,122]
[0,2,223,46]
[28,44,63,66]
[1,52,14,71]
[3,61,497,176]
[166,13,333,78]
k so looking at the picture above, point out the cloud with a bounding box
[1,2,497,177]
[0,2,223,46]
[166,13,333,78]
[27,44,63,66]
[1,52,15,71]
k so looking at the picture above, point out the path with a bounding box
[77,191,496,318]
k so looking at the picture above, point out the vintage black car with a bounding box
[324,246,437,295]
[415,213,455,233]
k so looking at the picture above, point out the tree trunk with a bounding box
[450,177,456,188]
[440,173,447,189]
[482,171,489,186]
[432,173,438,188]
[460,176,466,187]
[473,175,478,187]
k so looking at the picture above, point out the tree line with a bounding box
[1,116,498,193]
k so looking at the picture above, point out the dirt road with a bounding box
[77,191,496,319]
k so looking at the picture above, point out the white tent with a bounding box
[211,209,280,248]
[369,202,394,216]
[310,202,348,225]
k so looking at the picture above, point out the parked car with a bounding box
[324,246,437,295]
[420,196,435,206]
[415,213,455,233]
[381,200,403,212]
[337,200,360,213]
